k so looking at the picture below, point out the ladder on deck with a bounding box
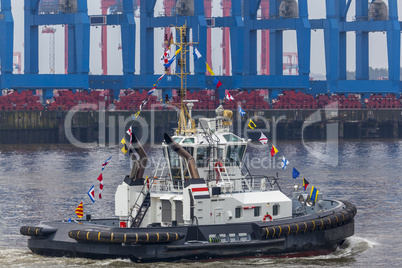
[217,165,233,192]
[129,183,152,228]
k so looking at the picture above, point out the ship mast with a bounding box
[174,24,197,135]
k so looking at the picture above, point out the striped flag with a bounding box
[101,156,112,171]
[310,186,319,202]
[97,173,104,199]
[148,86,156,95]
[75,202,83,218]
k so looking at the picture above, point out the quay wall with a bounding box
[0,109,401,144]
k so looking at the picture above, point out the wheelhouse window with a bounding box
[173,137,183,143]
[226,145,246,166]
[182,138,195,144]
[196,147,210,167]
[167,147,180,168]
[223,134,242,142]
[254,206,261,217]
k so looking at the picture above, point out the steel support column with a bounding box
[0,0,14,91]
[296,0,311,78]
[386,0,400,94]
[192,0,207,82]
[140,0,156,75]
[120,0,136,93]
[269,0,282,76]
[355,0,369,80]
[243,0,260,76]
[24,0,40,75]
[228,0,244,95]
[324,0,344,93]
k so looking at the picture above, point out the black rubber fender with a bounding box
[261,201,357,238]
[68,230,185,244]
[20,226,57,237]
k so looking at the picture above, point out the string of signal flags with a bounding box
[120,44,321,205]
[68,156,111,221]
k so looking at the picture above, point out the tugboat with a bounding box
[21,25,356,262]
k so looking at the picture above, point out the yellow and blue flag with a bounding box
[310,186,319,202]
[206,62,215,76]
[120,138,128,154]
[248,119,256,129]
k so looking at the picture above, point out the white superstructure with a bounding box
[115,107,292,228]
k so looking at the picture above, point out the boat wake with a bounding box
[259,236,379,267]
[1,237,378,267]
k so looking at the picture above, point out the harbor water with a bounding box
[0,140,401,267]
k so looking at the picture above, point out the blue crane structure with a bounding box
[0,0,401,100]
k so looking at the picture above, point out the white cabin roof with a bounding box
[230,191,291,204]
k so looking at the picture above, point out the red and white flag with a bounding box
[126,126,132,145]
[225,93,234,101]
[97,173,104,199]
[259,133,268,145]
[159,49,171,65]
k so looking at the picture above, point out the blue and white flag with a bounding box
[238,106,245,117]
[281,156,289,170]
[193,48,202,61]
[163,55,176,68]
[148,86,156,95]
[101,156,112,170]
[292,167,300,179]
[87,185,95,203]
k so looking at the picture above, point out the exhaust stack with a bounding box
[164,133,200,179]
[128,132,148,181]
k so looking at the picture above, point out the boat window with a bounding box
[254,206,261,217]
[223,134,242,142]
[235,207,242,218]
[173,137,183,143]
[167,147,180,168]
[183,147,194,157]
[273,204,279,216]
[182,138,195,143]
[226,145,246,166]
[196,147,210,167]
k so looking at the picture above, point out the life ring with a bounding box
[214,162,225,182]
[263,214,272,222]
